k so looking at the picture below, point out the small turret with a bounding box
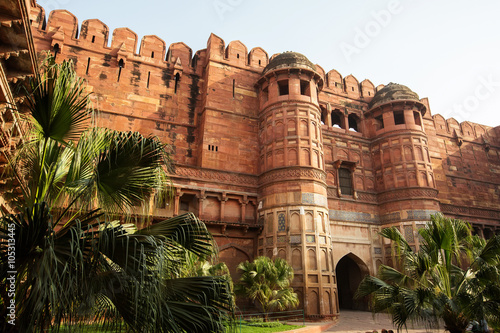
[367,83,440,260]
[366,82,426,137]
[257,52,323,113]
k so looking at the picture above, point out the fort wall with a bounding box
[28,4,500,315]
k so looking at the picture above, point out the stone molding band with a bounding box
[377,187,439,204]
[259,167,327,186]
[441,203,500,222]
[172,165,258,187]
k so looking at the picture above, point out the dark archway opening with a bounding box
[348,114,360,132]
[335,254,369,310]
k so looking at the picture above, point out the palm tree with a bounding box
[236,256,299,321]
[355,214,500,333]
[0,57,234,332]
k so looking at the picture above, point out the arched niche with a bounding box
[219,244,251,278]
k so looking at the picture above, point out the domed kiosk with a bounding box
[369,82,423,111]
[263,51,317,74]
[366,82,427,136]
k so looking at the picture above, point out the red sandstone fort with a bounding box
[1,1,499,318]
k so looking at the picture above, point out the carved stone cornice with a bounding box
[377,187,439,204]
[172,165,258,187]
[259,166,326,187]
[440,203,500,222]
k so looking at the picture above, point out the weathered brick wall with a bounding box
[424,108,500,224]
[31,7,201,167]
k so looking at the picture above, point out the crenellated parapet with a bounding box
[205,33,268,72]
[31,7,197,74]
[322,69,376,101]
[431,114,498,146]
[31,6,389,104]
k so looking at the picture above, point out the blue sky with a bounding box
[38,0,500,127]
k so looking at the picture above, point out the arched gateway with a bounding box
[335,253,369,310]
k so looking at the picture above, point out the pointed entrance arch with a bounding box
[335,253,369,310]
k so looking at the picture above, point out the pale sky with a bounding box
[37,0,500,127]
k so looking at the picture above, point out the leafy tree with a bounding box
[0,57,234,332]
[355,214,500,333]
[236,256,299,320]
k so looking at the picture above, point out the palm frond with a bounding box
[136,213,214,258]
[356,214,500,332]
[24,58,90,143]
[92,130,171,215]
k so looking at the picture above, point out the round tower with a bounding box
[366,83,440,256]
[256,52,337,317]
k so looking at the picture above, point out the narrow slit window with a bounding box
[237,53,240,59]
[151,51,155,58]
[147,71,150,88]
[117,59,124,82]
[232,79,235,98]
[91,35,95,43]
[394,111,405,125]
[174,73,180,94]
[86,57,90,75]
[258,60,261,65]
[278,80,289,96]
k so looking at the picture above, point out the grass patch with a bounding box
[49,324,125,332]
[50,321,304,332]
[239,324,302,332]
[238,320,304,332]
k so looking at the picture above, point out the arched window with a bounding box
[320,106,327,125]
[53,43,60,58]
[339,168,353,195]
[348,114,359,132]
[332,110,343,129]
